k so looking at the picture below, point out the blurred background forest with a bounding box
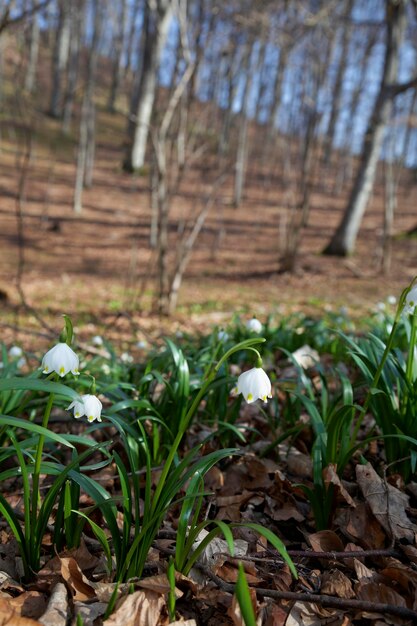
[1,0,417,337]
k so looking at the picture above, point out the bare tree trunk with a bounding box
[107,0,127,112]
[24,9,39,93]
[323,0,406,256]
[233,40,264,207]
[381,157,396,274]
[62,0,84,133]
[324,0,354,163]
[124,0,173,172]
[49,0,70,118]
[125,0,143,77]
[73,0,102,212]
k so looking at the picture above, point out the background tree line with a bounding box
[1,0,417,313]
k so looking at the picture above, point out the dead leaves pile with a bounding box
[1,441,417,624]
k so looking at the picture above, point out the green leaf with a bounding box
[235,563,257,626]
[0,415,74,448]
[0,378,81,402]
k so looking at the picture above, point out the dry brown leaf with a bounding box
[323,465,355,507]
[38,583,68,626]
[216,562,261,585]
[102,590,165,626]
[380,559,417,609]
[138,573,183,599]
[264,496,304,523]
[59,556,96,602]
[356,581,407,625]
[263,603,288,626]
[74,600,108,623]
[338,502,386,549]
[8,592,46,620]
[320,569,355,599]
[0,597,43,626]
[285,601,339,626]
[169,621,197,626]
[308,530,344,553]
[356,463,416,543]
[353,557,375,581]
[272,564,293,593]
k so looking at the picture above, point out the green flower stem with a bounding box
[151,338,265,512]
[406,310,417,383]
[30,389,55,536]
[351,286,410,444]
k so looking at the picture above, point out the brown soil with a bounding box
[1,82,417,351]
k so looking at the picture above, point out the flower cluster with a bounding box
[42,342,102,423]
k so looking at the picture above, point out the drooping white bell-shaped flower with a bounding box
[67,394,102,423]
[8,346,23,358]
[217,329,229,342]
[404,286,417,315]
[246,317,262,333]
[237,367,272,403]
[92,335,104,347]
[42,342,79,377]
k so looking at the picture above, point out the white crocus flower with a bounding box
[404,286,417,315]
[8,346,23,358]
[67,394,102,423]
[42,342,79,377]
[246,317,262,333]
[237,367,272,403]
[92,335,104,347]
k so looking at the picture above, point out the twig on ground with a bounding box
[200,565,417,621]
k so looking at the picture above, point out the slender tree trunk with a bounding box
[62,0,83,132]
[73,0,101,212]
[323,0,406,256]
[324,0,354,162]
[24,10,39,93]
[49,0,70,118]
[124,0,173,172]
[234,40,264,207]
[107,0,127,112]
[125,0,143,77]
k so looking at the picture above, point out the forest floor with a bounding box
[0,105,417,352]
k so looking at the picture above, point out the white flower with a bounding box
[136,340,148,349]
[387,295,396,305]
[404,286,417,315]
[217,329,229,342]
[67,394,102,423]
[17,357,26,369]
[42,342,79,377]
[246,318,262,333]
[92,335,103,347]
[376,302,386,312]
[291,345,319,369]
[101,363,111,375]
[237,367,272,403]
[9,346,23,358]
[120,352,133,364]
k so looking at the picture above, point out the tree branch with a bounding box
[0,0,53,34]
